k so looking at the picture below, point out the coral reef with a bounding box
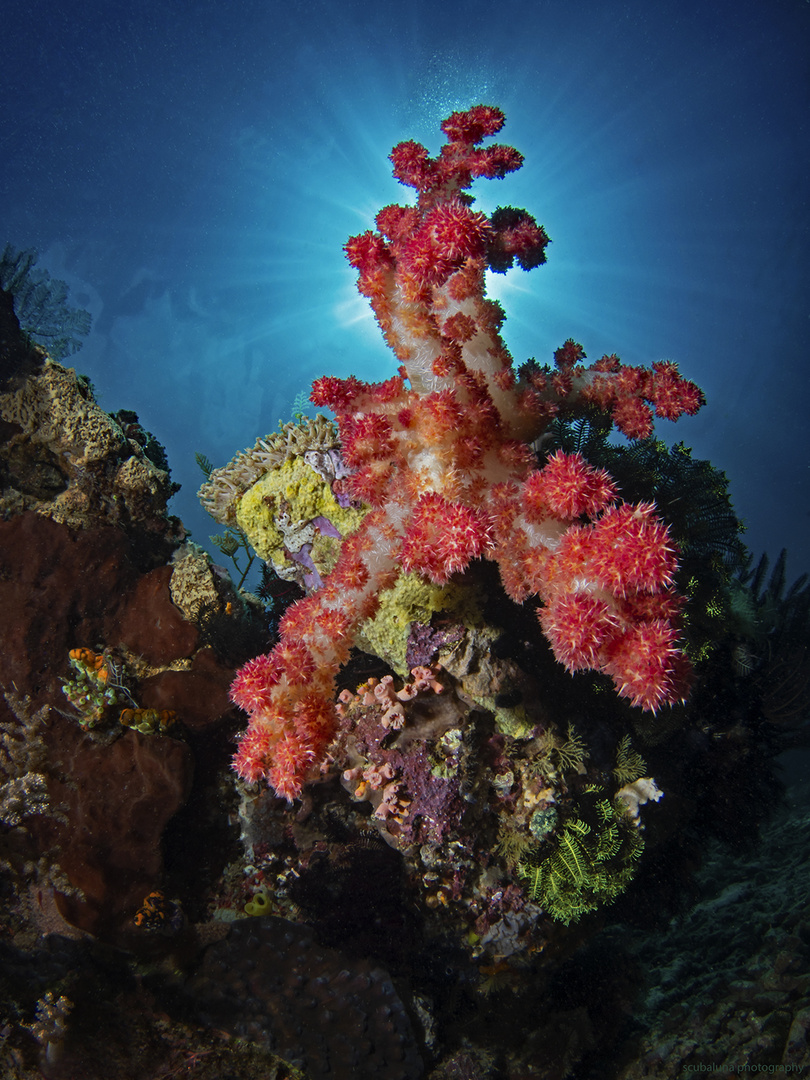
[60,647,135,730]
[0,304,249,940]
[182,106,808,1077]
[1,105,808,1080]
[4,667,193,938]
[0,355,179,535]
[215,106,703,802]
[199,414,342,530]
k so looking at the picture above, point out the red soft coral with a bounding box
[227,106,704,801]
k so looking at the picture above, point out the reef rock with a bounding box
[0,312,239,939]
[188,915,424,1080]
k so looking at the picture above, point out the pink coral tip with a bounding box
[440,105,505,144]
[589,504,677,596]
[602,621,681,711]
[401,493,493,584]
[232,727,272,785]
[424,201,491,262]
[389,140,434,189]
[230,654,281,713]
[611,398,654,440]
[539,592,618,672]
[267,731,315,802]
[523,451,617,521]
[274,640,316,686]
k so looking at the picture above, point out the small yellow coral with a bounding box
[236,456,365,570]
[244,888,273,917]
[358,571,481,675]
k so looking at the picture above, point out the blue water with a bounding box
[2,0,808,578]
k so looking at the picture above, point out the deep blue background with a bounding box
[2,0,808,581]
